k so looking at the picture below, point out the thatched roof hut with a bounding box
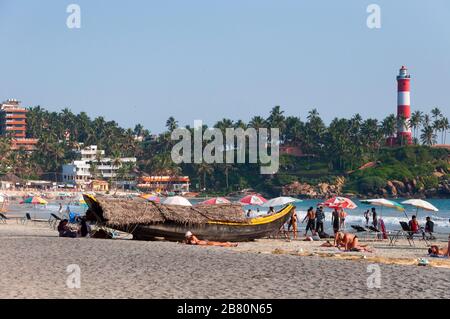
[85,196,247,227]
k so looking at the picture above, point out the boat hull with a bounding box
[120,205,293,242]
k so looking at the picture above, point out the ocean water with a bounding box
[239,198,450,235]
[5,198,450,235]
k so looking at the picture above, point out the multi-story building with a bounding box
[61,145,137,188]
[0,99,38,150]
[137,176,190,193]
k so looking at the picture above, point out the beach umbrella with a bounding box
[401,199,438,218]
[76,195,87,206]
[162,196,192,206]
[20,196,48,205]
[239,194,268,206]
[263,196,301,207]
[322,196,357,210]
[200,197,231,205]
[361,198,407,218]
[140,194,161,203]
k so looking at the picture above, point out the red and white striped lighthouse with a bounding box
[397,66,412,144]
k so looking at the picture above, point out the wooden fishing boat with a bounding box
[83,194,294,242]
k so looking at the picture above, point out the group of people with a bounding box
[57,216,91,238]
[363,207,379,228]
[408,215,435,239]
[284,205,349,240]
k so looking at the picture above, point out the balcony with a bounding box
[5,120,26,125]
[5,114,27,119]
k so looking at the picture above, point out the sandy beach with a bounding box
[1,222,449,299]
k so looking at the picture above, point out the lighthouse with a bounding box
[397,66,412,144]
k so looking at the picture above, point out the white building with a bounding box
[62,145,136,186]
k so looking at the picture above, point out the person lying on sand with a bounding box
[334,232,372,253]
[428,236,450,257]
[184,231,238,247]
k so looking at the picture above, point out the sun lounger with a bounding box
[351,225,367,232]
[350,225,380,241]
[24,212,52,225]
[0,213,7,224]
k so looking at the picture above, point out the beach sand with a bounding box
[0,222,449,299]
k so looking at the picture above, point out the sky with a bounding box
[0,0,449,134]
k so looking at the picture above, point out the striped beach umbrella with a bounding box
[322,196,357,210]
[361,198,405,211]
[140,194,161,203]
[239,194,268,206]
[20,196,48,205]
[361,198,406,218]
[200,197,231,205]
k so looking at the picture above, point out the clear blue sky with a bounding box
[0,0,449,133]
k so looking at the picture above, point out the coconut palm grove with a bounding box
[0,105,448,198]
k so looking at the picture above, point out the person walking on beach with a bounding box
[364,209,370,226]
[371,207,378,229]
[315,205,325,235]
[302,207,316,236]
[331,208,340,234]
[288,209,298,239]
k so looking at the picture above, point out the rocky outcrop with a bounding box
[282,177,345,199]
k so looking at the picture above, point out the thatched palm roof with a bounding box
[85,196,247,226]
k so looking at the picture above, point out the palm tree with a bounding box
[410,110,423,143]
[381,114,397,138]
[431,107,442,121]
[248,116,267,130]
[420,125,436,146]
[165,117,178,133]
[222,163,235,190]
[197,162,213,190]
[441,117,450,144]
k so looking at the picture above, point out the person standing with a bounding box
[371,207,378,229]
[339,209,347,230]
[288,209,298,239]
[331,208,340,234]
[364,209,370,226]
[315,205,325,235]
[302,207,316,236]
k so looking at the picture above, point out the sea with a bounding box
[5,197,450,235]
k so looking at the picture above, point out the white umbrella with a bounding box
[263,197,301,207]
[162,196,192,206]
[401,199,438,217]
